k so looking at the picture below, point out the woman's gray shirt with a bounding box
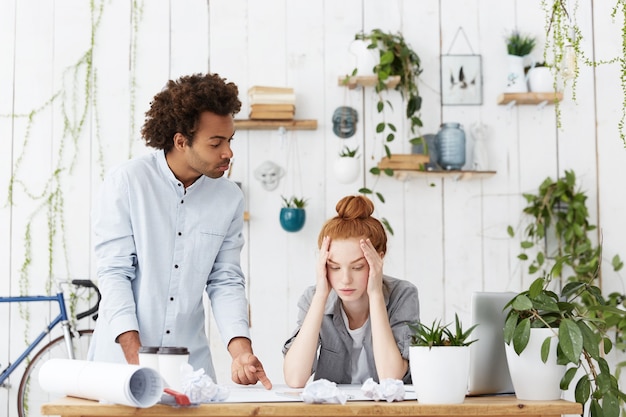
[282,276,420,384]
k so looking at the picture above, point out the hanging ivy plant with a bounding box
[344,28,423,235]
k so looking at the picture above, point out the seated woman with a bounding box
[282,195,420,388]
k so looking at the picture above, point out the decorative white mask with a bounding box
[254,161,285,191]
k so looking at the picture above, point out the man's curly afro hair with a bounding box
[141,73,242,152]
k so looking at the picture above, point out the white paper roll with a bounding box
[39,359,163,408]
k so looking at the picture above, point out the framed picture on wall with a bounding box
[440,54,483,105]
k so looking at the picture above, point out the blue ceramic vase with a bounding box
[279,208,306,232]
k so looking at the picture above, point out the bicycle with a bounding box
[0,279,101,417]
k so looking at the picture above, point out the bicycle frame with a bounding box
[0,287,75,388]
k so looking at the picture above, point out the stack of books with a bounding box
[248,86,296,120]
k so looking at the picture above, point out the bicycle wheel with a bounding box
[17,329,93,417]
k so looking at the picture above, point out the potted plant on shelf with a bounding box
[408,314,478,404]
[525,61,555,93]
[279,195,307,232]
[504,30,536,93]
[342,28,423,235]
[333,145,360,184]
[505,170,626,415]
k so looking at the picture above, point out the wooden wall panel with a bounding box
[1,2,625,413]
[0,0,16,413]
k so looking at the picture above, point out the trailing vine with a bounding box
[3,0,144,336]
[543,0,626,144]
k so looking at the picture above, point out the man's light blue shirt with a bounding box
[88,150,249,381]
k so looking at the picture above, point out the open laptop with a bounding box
[467,291,516,396]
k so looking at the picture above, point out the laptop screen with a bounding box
[466,291,516,396]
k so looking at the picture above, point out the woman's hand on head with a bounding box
[360,238,384,296]
[316,236,332,297]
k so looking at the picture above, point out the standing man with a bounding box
[88,73,271,389]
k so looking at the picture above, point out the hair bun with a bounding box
[335,195,374,220]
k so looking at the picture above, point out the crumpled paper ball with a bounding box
[361,378,405,402]
[301,379,348,404]
[180,363,229,403]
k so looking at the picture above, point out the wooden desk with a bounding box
[42,395,582,417]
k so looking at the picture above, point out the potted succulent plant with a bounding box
[333,146,360,184]
[504,30,536,93]
[408,314,478,404]
[279,195,308,233]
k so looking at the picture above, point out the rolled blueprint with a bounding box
[39,358,163,408]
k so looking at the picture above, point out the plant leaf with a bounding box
[540,336,551,363]
[512,318,531,354]
[559,318,583,364]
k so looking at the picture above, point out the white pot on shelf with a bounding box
[349,39,377,76]
[527,66,554,92]
[504,55,528,93]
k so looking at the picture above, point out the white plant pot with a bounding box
[505,55,528,93]
[349,39,377,76]
[333,157,360,184]
[527,67,554,92]
[409,346,470,404]
[504,328,566,400]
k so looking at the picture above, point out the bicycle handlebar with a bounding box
[71,279,101,321]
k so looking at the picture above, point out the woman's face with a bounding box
[326,238,369,302]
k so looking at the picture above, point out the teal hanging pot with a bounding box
[279,208,306,232]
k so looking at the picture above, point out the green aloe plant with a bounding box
[281,195,307,209]
[409,313,478,348]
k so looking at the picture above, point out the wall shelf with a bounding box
[497,92,563,106]
[338,75,401,89]
[390,169,497,182]
[234,119,317,130]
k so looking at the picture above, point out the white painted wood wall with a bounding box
[1,1,625,415]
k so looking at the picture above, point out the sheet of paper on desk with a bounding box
[223,384,417,402]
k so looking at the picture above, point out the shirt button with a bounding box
[178,232,182,236]
[180,200,184,204]
[166,330,171,334]
[174,265,179,269]
[170,297,174,301]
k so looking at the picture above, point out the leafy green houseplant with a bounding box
[343,29,423,234]
[408,314,478,404]
[505,170,626,414]
[279,196,307,232]
[503,276,626,416]
[507,170,623,297]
